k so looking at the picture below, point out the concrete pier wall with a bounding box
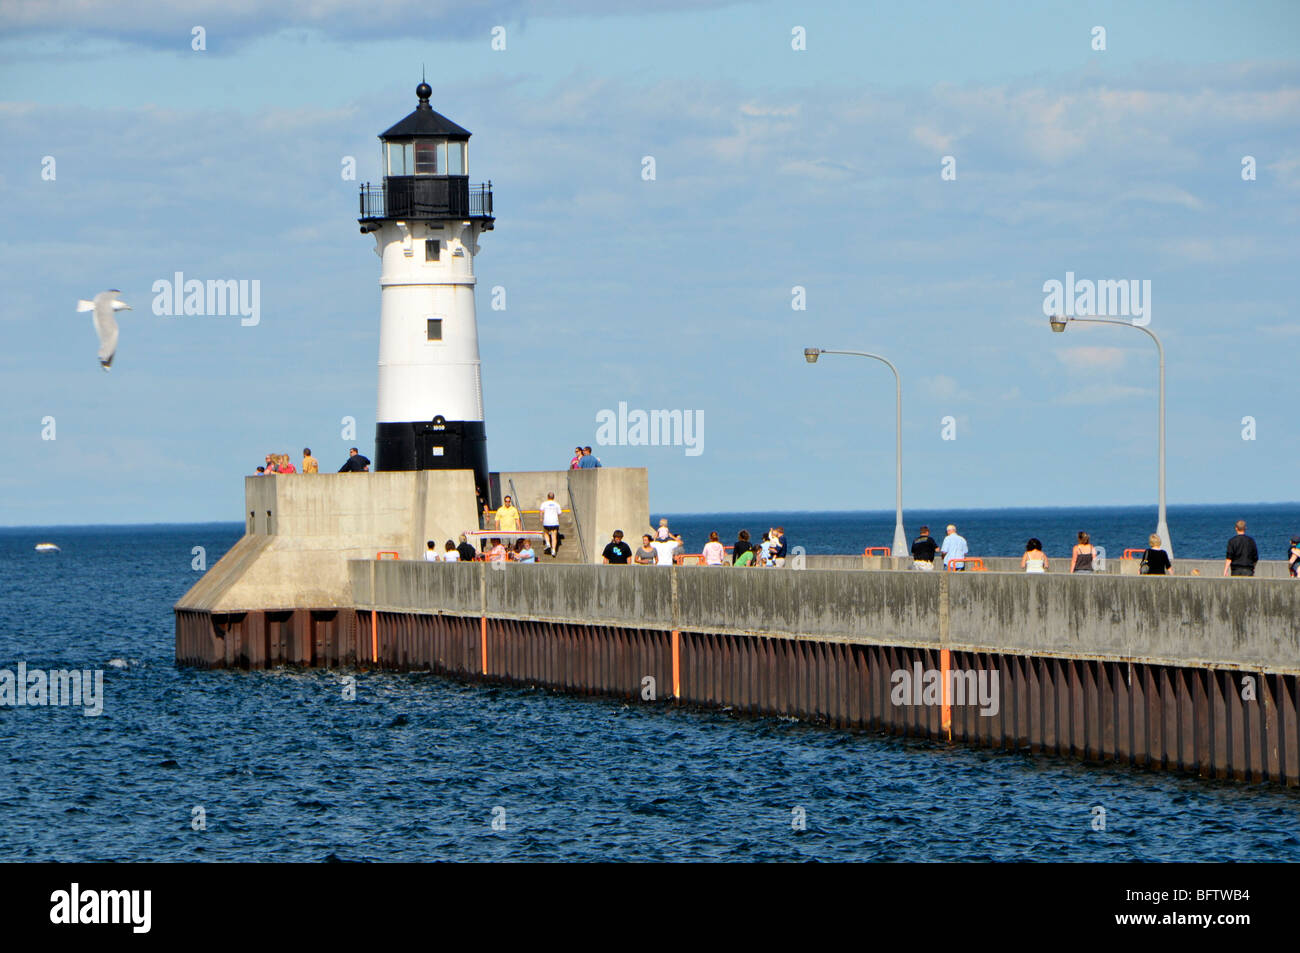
[182,471,477,611]
[351,562,1300,675]
[178,467,651,612]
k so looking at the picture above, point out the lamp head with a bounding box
[1049,315,1068,333]
[804,347,822,364]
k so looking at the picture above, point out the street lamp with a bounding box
[1047,315,1171,556]
[804,347,907,557]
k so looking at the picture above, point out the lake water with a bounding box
[1,510,1297,861]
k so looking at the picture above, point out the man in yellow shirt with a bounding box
[301,447,319,474]
[496,495,521,532]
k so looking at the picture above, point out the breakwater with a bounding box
[176,560,1300,786]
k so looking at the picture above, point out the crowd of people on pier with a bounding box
[592,522,791,567]
[418,513,796,568]
[254,447,370,475]
[242,444,1300,577]
[416,511,1300,576]
[909,520,1299,578]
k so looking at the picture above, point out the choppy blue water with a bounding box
[1,512,1297,862]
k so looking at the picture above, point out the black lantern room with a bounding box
[359,82,494,228]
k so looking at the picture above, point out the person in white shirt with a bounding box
[539,491,563,557]
[702,531,726,566]
[442,540,461,562]
[650,534,681,566]
[424,540,441,562]
[941,524,969,570]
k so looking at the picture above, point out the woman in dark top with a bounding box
[1141,534,1172,575]
[1071,531,1096,573]
[731,529,751,564]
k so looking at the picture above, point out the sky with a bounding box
[1,0,1298,525]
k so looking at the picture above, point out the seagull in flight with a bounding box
[75,290,131,370]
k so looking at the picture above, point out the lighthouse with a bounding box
[359,81,495,499]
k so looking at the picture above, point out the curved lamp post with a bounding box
[804,347,907,557]
[1048,315,1171,556]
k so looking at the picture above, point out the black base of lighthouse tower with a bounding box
[375,419,489,503]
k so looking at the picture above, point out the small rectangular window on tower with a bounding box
[426,318,443,341]
[425,239,440,261]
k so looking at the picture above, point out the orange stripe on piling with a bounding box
[370,609,378,664]
[940,647,952,740]
[671,629,680,699]
[480,616,488,675]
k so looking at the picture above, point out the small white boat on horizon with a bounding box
[34,542,61,553]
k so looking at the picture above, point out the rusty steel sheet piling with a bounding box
[176,562,1300,785]
[176,606,1299,785]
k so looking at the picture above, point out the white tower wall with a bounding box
[374,220,486,424]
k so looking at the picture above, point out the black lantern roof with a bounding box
[380,82,471,140]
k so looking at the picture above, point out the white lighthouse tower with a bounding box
[359,81,494,499]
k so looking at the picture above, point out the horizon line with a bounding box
[3,498,1299,531]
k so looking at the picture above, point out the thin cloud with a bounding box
[1055,347,1127,371]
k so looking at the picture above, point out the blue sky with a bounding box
[2,0,1298,525]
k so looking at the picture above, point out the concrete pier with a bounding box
[176,474,1299,785]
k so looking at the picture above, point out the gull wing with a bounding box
[92,291,120,369]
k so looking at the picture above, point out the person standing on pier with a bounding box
[772,527,788,567]
[703,532,727,566]
[731,529,751,564]
[425,540,440,562]
[1140,535,1172,575]
[911,526,940,570]
[602,531,632,565]
[941,525,968,570]
[1070,531,1097,573]
[1223,521,1259,577]
[1289,535,1300,577]
[457,534,477,563]
[651,534,681,566]
[1021,538,1049,573]
[496,495,521,532]
[338,448,370,472]
[635,534,656,565]
[301,448,319,474]
[540,492,562,557]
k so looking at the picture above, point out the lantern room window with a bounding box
[384,139,465,177]
[414,141,438,174]
[385,142,412,175]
